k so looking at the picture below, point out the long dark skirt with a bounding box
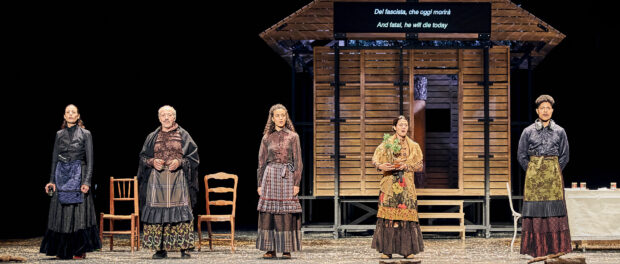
[520,216,572,257]
[372,218,424,256]
[256,212,302,253]
[40,191,101,259]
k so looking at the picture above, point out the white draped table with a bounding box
[564,189,620,250]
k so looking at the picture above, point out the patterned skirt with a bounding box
[520,156,571,257]
[141,169,195,251]
[372,173,423,256]
[256,212,302,253]
[256,163,302,252]
[143,221,195,251]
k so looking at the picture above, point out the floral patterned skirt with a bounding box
[373,173,423,256]
[142,221,195,251]
[377,173,419,222]
[522,156,567,217]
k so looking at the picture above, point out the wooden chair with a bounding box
[197,172,238,252]
[99,176,140,252]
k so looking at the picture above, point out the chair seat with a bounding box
[199,214,232,221]
[102,214,135,220]
[102,231,133,235]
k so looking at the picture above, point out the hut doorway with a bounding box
[413,75,459,189]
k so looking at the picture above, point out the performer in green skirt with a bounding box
[518,95,571,258]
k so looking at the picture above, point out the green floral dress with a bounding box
[371,135,424,256]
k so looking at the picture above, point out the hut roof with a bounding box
[260,0,565,70]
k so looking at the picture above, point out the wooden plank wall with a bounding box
[460,47,511,196]
[314,46,510,196]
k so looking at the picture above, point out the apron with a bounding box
[55,160,83,205]
[257,163,302,214]
[146,167,189,208]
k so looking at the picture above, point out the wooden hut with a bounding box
[260,0,565,236]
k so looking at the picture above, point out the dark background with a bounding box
[3,1,618,239]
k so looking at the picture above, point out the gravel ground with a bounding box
[1,232,619,263]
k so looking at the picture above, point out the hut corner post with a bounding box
[333,43,342,239]
[482,45,492,238]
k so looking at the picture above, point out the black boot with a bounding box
[152,250,167,259]
[180,249,191,259]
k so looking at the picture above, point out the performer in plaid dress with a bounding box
[256,104,303,259]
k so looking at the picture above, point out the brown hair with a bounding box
[61,104,85,129]
[263,104,295,135]
[535,95,555,108]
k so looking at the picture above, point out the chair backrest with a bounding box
[109,176,139,215]
[204,172,238,217]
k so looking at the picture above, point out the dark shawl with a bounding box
[137,125,199,212]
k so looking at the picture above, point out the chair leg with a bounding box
[230,217,235,253]
[99,213,104,248]
[207,221,213,250]
[197,219,202,251]
[130,215,135,253]
[109,219,114,251]
[136,215,140,251]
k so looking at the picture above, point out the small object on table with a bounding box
[611,182,617,190]
[571,182,577,189]
[579,182,586,190]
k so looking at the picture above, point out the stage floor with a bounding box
[2,232,619,263]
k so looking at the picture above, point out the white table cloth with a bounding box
[564,189,620,240]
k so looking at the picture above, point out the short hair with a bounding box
[392,115,409,127]
[535,95,555,108]
[158,105,176,117]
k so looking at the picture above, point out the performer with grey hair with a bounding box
[518,95,571,259]
[137,105,200,259]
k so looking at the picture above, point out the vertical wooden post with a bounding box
[483,46,491,238]
[399,46,404,115]
[506,47,512,194]
[360,51,366,194]
[458,49,464,193]
[409,49,415,140]
[333,44,341,239]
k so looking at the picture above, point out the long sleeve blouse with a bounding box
[257,128,303,187]
[49,125,94,186]
[517,119,569,171]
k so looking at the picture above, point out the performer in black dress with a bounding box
[40,104,101,259]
